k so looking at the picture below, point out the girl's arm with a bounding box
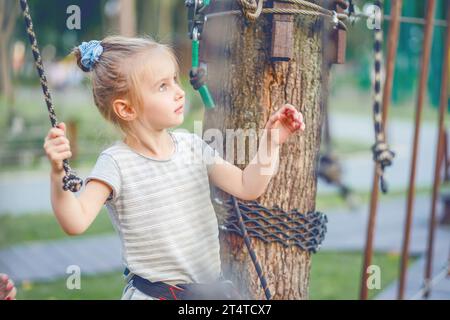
[208,104,305,200]
[45,123,111,235]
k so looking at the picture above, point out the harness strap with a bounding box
[130,273,186,300]
[124,268,241,300]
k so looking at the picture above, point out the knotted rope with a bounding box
[20,0,83,192]
[371,0,395,193]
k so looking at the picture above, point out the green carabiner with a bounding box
[191,37,215,109]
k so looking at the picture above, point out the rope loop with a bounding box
[372,141,395,193]
[238,0,264,21]
[62,169,83,192]
[372,141,395,168]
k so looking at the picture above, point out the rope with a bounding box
[238,0,264,20]
[224,198,327,252]
[19,0,83,192]
[206,0,348,31]
[222,196,328,299]
[229,195,272,300]
[371,0,394,193]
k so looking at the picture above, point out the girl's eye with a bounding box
[159,83,167,92]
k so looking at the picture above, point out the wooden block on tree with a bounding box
[270,2,294,61]
[331,28,347,64]
[328,3,347,64]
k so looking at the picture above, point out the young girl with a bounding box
[44,36,305,300]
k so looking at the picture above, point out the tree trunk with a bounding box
[158,0,174,42]
[0,39,12,100]
[139,0,159,35]
[119,0,136,37]
[0,0,18,124]
[201,1,329,300]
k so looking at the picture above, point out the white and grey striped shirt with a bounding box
[85,131,223,286]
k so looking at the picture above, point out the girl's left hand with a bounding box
[264,104,306,146]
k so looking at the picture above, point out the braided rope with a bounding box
[371,0,394,193]
[206,0,348,30]
[229,195,272,300]
[19,0,83,192]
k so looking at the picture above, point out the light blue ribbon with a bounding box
[78,40,103,71]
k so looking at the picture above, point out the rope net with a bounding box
[221,198,328,253]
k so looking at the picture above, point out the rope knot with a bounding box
[238,0,263,21]
[372,141,395,193]
[372,141,395,168]
[62,171,83,192]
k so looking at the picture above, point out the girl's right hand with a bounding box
[43,122,72,174]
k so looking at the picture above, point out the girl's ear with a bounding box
[113,99,137,122]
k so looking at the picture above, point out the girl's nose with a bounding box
[176,87,185,100]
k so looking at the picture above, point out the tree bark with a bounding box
[119,0,136,37]
[201,1,329,299]
[139,0,159,35]
[158,0,174,42]
[0,0,18,123]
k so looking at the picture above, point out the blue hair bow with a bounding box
[78,40,103,71]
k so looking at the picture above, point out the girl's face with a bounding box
[136,51,186,131]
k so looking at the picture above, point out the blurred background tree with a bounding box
[0,0,19,125]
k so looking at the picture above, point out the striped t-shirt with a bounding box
[85,131,224,286]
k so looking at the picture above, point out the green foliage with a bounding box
[15,0,104,57]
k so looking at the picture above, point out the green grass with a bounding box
[0,208,114,248]
[16,271,124,300]
[14,250,410,300]
[331,139,370,154]
[315,186,432,211]
[310,251,416,300]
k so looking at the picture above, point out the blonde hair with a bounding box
[72,35,179,136]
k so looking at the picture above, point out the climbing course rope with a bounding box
[228,195,272,300]
[220,196,327,300]
[371,0,395,194]
[206,0,349,31]
[19,0,83,192]
[224,198,327,252]
[187,0,351,108]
